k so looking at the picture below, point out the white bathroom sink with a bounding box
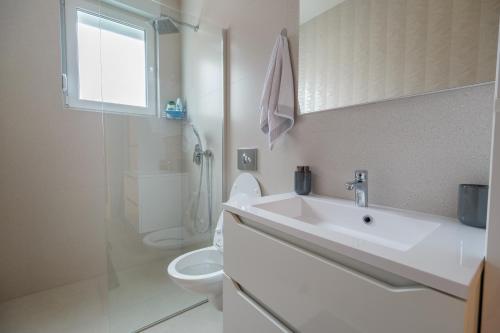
[223,192,485,299]
[254,196,439,251]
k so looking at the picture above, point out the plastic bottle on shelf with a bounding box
[175,97,184,112]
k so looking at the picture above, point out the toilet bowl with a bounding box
[143,226,183,250]
[167,173,261,311]
[167,228,224,309]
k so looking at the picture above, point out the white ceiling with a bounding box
[300,0,346,24]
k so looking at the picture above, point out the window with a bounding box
[62,0,156,115]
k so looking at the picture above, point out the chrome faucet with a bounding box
[345,170,368,207]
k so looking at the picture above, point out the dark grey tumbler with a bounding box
[458,184,489,228]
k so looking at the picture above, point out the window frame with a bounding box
[62,0,157,115]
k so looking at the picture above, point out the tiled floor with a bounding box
[0,277,109,333]
[144,303,222,333]
[108,258,205,332]
[0,258,221,333]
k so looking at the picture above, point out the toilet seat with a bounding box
[167,173,261,311]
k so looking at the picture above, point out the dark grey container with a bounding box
[294,166,312,195]
[294,166,305,195]
[458,184,489,229]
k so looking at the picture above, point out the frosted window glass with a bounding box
[77,11,147,107]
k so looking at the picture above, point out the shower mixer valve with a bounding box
[193,144,203,165]
[193,144,212,166]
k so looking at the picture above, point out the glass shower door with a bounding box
[97,0,224,331]
[104,116,209,332]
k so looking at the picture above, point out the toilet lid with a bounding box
[229,173,262,202]
[213,173,261,251]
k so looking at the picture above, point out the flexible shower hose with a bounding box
[193,149,213,234]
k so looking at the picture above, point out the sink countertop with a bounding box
[223,193,486,300]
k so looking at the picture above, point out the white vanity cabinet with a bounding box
[223,211,482,333]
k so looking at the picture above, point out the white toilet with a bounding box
[167,173,261,311]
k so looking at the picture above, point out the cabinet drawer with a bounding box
[223,274,292,333]
[223,212,466,333]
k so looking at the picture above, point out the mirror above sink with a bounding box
[298,0,500,114]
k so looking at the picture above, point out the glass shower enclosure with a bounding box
[0,0,224,332]
[85,0,224,331]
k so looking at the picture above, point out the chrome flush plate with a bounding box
[237,148,257,171]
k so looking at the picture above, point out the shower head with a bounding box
[153,15,199,34]
[154,16,180,34]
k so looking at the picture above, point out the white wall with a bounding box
[190,0,493,218]
[0,0,107,302]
